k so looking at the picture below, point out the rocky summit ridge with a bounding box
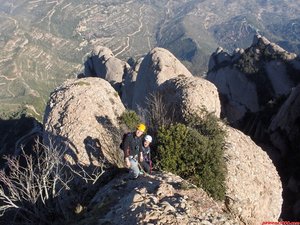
[207,34,300,124]
[207,35,300,221]
[41,41,285,224]
[78,172,240,225]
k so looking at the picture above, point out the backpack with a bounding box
[120,132,131,151]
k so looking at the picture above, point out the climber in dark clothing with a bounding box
[123,123,146,178]
[140,135,152,174]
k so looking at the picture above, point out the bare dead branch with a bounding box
[0,135,108,224]
[0,138,72,224]
[139,92,175,132]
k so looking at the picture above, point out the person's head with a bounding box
[135,123,146,137]
[143,135,152,147]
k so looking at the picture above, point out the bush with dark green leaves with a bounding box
[157,114,227,201]
[119,110,141,130]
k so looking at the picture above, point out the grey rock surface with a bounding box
[224,126,282,225]
[85,172,240,225]
[121,58,143,108]
[207,35,300,123]
[158,76,221,120]
[132,47,192,110]
[207,67,259,122]
[43,77,125,167]
[85,46,130,92]
[269,84,300,156]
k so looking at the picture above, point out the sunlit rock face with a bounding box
[43,77,125,167]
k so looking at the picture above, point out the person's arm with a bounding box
[138,140,143,162]
[147,147,151,161]
[139,151,143,162]
[125,156,131,168]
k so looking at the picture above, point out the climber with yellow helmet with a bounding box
[123,123,146,179]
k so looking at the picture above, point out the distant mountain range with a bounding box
[0,0,299,119]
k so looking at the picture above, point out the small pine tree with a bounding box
[157,113,227,201]
[119,110,141,131]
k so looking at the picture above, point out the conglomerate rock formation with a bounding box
[42,46,284,224]
[132,47,193,110]
[43,77,125,167]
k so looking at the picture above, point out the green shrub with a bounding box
[119,110,141,131]
[157,114,227,201]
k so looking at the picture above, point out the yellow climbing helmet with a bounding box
[137,123,146,132]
